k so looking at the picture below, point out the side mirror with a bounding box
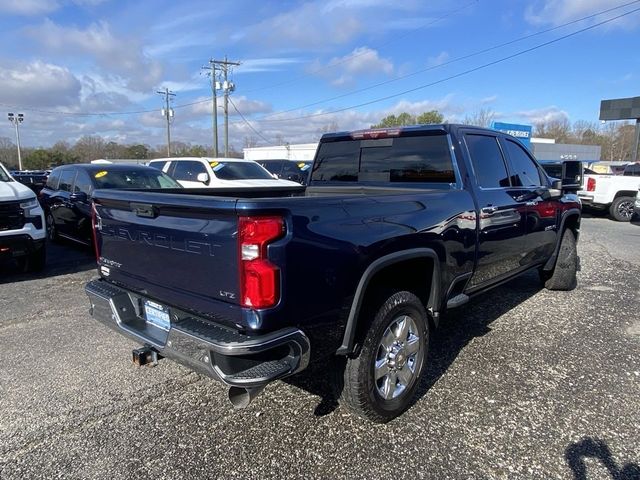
[561,161,582,191]
[196,172,210,184]
[70,191,88,203]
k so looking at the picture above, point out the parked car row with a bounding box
[9,170,50,195]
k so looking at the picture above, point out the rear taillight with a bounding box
[587,177,596,192]
[91,202,100,263]
[238,216,285,309]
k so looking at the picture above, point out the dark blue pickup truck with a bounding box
[85,124,581,422]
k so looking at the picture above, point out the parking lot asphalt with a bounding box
[1,217,639,480]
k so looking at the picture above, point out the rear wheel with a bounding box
[609,196,635,222]
[542,229,577,291]
[338,291,429,423]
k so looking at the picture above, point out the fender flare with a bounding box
[336,248,440,355]
[543,208,581,271]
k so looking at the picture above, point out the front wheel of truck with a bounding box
[338,291,429,423]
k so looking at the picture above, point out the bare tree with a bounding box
[463,108,496,128]
[243,136,258,149]
[73,135,107,162]
[0,137,17,168]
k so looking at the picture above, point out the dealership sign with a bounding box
[491,122,533,147]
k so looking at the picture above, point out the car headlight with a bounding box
[19,197,41,216]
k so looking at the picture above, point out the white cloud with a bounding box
[311,46,393,87]
[0,60,82,108]
[427,51,449,67]
[188,95,272,118]
[525,0,640,27]
[514,106,569,124]
[25,19,164,92]
[238,58,304,74]
[0,0,58,15]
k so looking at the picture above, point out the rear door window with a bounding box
[465,134,511,188]
[58,169,76,193]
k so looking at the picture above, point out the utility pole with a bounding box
[202,60,220,157]
[157,87,175,157]
[7,113,24,170]
[205,57,240,157]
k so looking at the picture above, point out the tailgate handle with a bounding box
[130,202,157,218]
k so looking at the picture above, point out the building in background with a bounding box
[244,143,317,161]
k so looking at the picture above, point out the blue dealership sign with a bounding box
[491,122,532,147]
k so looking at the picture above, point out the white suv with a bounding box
[0,162,46,272]
[148,157,301,189]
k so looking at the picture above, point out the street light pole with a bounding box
[7,113,24,170]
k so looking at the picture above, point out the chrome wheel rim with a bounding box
[374,314,423,400]
[618,201,634,220]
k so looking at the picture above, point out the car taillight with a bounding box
[91,202,101,263]
[238,216,285,309]
[587,177,596,191]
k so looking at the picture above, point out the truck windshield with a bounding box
[92,169,181,189]
[0,165,12,182]
[211,161,274,180]
[311,133,455,184]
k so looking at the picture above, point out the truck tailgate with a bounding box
[93,190,241,316]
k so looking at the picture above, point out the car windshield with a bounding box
[92,169,181,189]
[210,161,273,180]
[0,165,12,182]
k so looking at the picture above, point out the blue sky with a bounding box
[0,0,638,149]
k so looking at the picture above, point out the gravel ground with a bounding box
[0,217,638,480]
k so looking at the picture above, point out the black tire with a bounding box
[338,291,429,423]
[542,229,577,291]
[46,213,60,243]
[609,196,635,222]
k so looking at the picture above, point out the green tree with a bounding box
[23,149,51,170]
[416,110,444,124]
[126,144,150,159]
[371,110,443,128]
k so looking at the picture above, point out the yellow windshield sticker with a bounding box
[297,162,305,168]
[95,171,108,178]
[210,161,219,168]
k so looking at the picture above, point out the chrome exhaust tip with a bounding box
[228,385,266,409]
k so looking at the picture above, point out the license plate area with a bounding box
[143,300,171,331]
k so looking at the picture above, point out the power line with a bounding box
[229,97,274,146]
[239,0,479,96]
[242,5,640,125]
[254,0,640,120]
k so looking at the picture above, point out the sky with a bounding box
[0,0,638,150]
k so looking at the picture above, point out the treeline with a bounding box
[0,135,243,170]
[371,109,638,162]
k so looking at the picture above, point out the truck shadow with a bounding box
[565,437,640,479]
[285,269,544,417]
[0,240,95,285]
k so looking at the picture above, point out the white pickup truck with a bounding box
[0,162,46,271]
[578,173,640,221]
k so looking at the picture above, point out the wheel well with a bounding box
[564,213,580,235]
[614,191,637,200]
[351,257,434,353]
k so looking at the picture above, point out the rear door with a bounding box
[69,169,94,243]
[463,132,526,288]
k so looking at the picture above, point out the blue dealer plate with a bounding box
[143,300,171,330]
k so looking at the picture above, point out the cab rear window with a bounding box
[311,133,455,184]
